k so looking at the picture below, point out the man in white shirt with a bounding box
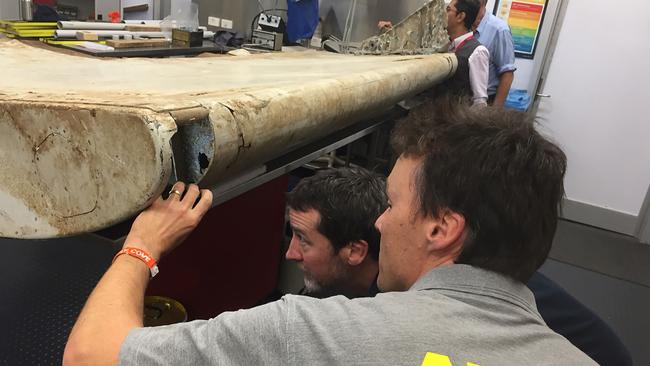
[446,0,489,106]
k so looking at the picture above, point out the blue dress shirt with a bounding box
[475,13,517,95]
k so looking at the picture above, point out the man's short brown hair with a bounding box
[390,100,566,282]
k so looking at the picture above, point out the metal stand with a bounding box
[210,106,405,207]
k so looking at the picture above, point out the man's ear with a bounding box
[341,240,369,266]
[425,210,466,253]
[457,11,467,25]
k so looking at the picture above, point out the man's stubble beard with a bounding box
[302,259,352,299]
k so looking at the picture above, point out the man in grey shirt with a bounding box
[284,168,630,366]
[63,101,596,365]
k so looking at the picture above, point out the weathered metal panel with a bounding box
[0,102,176,238]
[0,38,456,238]
[359,0,449,55]
[319,0,432,42]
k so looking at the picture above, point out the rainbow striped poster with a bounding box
[493,0,548,59]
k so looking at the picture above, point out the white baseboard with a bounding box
[561,198,638,236]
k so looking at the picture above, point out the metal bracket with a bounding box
[210,107,406,206]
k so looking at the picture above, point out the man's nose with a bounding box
[375,209,386,231]
[285,236,303,261]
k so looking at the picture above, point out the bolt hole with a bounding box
[198,153,209,173]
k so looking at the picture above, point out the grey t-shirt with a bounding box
[120,265,596,365]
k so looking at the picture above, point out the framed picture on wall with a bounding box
[493,0,549,59]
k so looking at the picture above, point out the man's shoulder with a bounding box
[474,44,489,55]
[484,13,511,32]
[283,290,451,319]
[282,290,596,365]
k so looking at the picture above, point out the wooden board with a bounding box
[106,38,170,48]
[0,22,455,238]
[76,31,99,41]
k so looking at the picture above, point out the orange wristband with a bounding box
[113,247,159,278]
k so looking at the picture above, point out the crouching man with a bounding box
[64,102,595,365]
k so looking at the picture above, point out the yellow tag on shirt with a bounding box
[421,352,480,366]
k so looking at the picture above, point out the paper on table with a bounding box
[75,41,114,51]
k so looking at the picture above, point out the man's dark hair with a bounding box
[455,0,481,30]
[286,167,387,261]
[390,100,566,282]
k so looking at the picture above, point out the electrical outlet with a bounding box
[220,19,233,29]
[258,13,281,29]
[259,13,268,24]
[208,16,221,27]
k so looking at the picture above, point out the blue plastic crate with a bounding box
[504,89,531,112]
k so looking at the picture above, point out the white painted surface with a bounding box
[95,0,121,21]
[535,0,650,216]
[484,0,650,231]
[0,0,20,20]
[0,191,58,237]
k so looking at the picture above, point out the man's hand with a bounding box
[63,182,212,366]
[377,20,393,32]
[124,182,213,261]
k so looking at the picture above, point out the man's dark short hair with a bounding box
[286,167,387,261]
[390,100,567,282]
[455,0,481,30]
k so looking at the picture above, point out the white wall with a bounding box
[484,0,650,233]
[96,0,121,21]
[536,0,650,217]
[0,0,20,20]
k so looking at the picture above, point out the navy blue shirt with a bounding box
[528,272,633,366]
